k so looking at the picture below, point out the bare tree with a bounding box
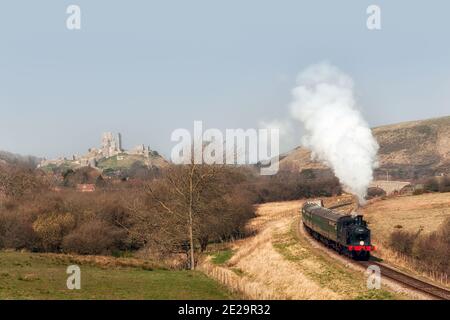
[144,163,225,269]
[0,164,46,199]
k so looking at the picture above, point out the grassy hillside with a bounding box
[279,116,450,180]
[362,192,450,243]
[0,251,234,300]
[373,116,450,179]
[38,152,168,176]
[97,153,167,170]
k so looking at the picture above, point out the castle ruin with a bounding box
[39,132,153,169]
[101,132,122,158]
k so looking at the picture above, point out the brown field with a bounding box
[361,192,450,286]
[202,192,450,298]
[362,193,450,245]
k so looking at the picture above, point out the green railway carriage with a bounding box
[301,201,374,260]
[302,204,342,242]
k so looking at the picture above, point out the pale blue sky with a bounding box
[0,0,449,158]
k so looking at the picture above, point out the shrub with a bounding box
[438,177,450,193]
[424,178,440,192]
[249,170,341,203]
[390,218,450,275]
[366,187,386,199]
[389,229,419,256]
[423,176,450,193]
[62,219,127,255]
[413,218,450,274]
[0,211,37,249]
[32,212,76,251]
[0,164,48,198]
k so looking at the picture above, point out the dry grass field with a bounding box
[362,193,450,245]
[201,197,407,300]
[361,192,450,286]
[201,192,449,298]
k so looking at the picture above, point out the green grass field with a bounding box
[0,251,234,300]
[210,249,234,265]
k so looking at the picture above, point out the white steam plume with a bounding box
[290,62,379,204]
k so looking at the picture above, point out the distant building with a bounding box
[101,132,122,158]
[39,132,154,169]
[128,144,150,157]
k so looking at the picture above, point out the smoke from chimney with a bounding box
[290,62,379,204]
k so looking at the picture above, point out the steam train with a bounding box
[301,201,374,260]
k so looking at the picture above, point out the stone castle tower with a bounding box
[101,132,122,157]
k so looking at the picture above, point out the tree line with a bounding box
[0,163,341,269]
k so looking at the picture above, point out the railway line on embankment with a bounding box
[356,260,450,300]
[297,203,450,300]
[204,198,449,300]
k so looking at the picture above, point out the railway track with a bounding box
[298,218,450,300]
[358,260,450,300]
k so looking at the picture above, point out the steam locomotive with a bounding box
[301,201,374,260]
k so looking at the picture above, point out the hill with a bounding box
[97,152,168,171]
[97,152,169,177]
[0,150,41,168]
[279,116,450,180]
[40,152,169,178]
[37,132,169,176]
[372,116,449,179]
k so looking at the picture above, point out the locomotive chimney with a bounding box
[356,215,363,225]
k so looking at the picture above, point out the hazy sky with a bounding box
[1,0,449,159]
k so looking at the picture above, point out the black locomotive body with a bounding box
[301,201,374,260]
